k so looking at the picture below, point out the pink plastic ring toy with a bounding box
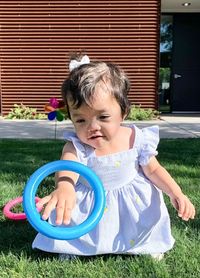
[3,196,41,221]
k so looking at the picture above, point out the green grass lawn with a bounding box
[0,139,199,278]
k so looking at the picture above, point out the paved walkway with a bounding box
[0,115,200,139]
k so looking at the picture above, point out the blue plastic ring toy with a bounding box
[23,160,106,240]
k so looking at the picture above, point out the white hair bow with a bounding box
[69,55,90,72]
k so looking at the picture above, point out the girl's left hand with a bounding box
[170,193,195,221]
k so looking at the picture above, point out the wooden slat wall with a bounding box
[0,0,160,115]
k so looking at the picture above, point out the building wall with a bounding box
[0,0,160,115]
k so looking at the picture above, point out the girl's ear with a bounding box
[123,105,131,121]
[122,113,127,121]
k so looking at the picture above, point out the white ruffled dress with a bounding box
[32,125,175,255]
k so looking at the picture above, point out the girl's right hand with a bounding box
[36,184,76,225]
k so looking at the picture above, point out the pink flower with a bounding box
[49,97,59,109]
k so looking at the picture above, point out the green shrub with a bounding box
[126,105,160,121]
[5,103,47,120]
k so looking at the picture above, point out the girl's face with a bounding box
[68,83,125,152]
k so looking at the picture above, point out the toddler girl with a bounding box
[33,55,195,260]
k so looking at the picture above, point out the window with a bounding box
[159,15,173,113]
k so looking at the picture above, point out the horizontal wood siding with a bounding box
[0,0,160,115]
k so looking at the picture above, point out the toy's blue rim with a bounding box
[23,160,106,240]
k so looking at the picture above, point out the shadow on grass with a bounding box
[158,138,200,168]
[0,139,64,183]
[0,139,64,260]
[0,218,57,260]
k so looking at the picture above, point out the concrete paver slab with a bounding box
[0,115,199,139]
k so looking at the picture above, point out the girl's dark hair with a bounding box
[61,61,131,119]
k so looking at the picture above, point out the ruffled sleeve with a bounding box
[63,130,94,164]
[138,125,159,166]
